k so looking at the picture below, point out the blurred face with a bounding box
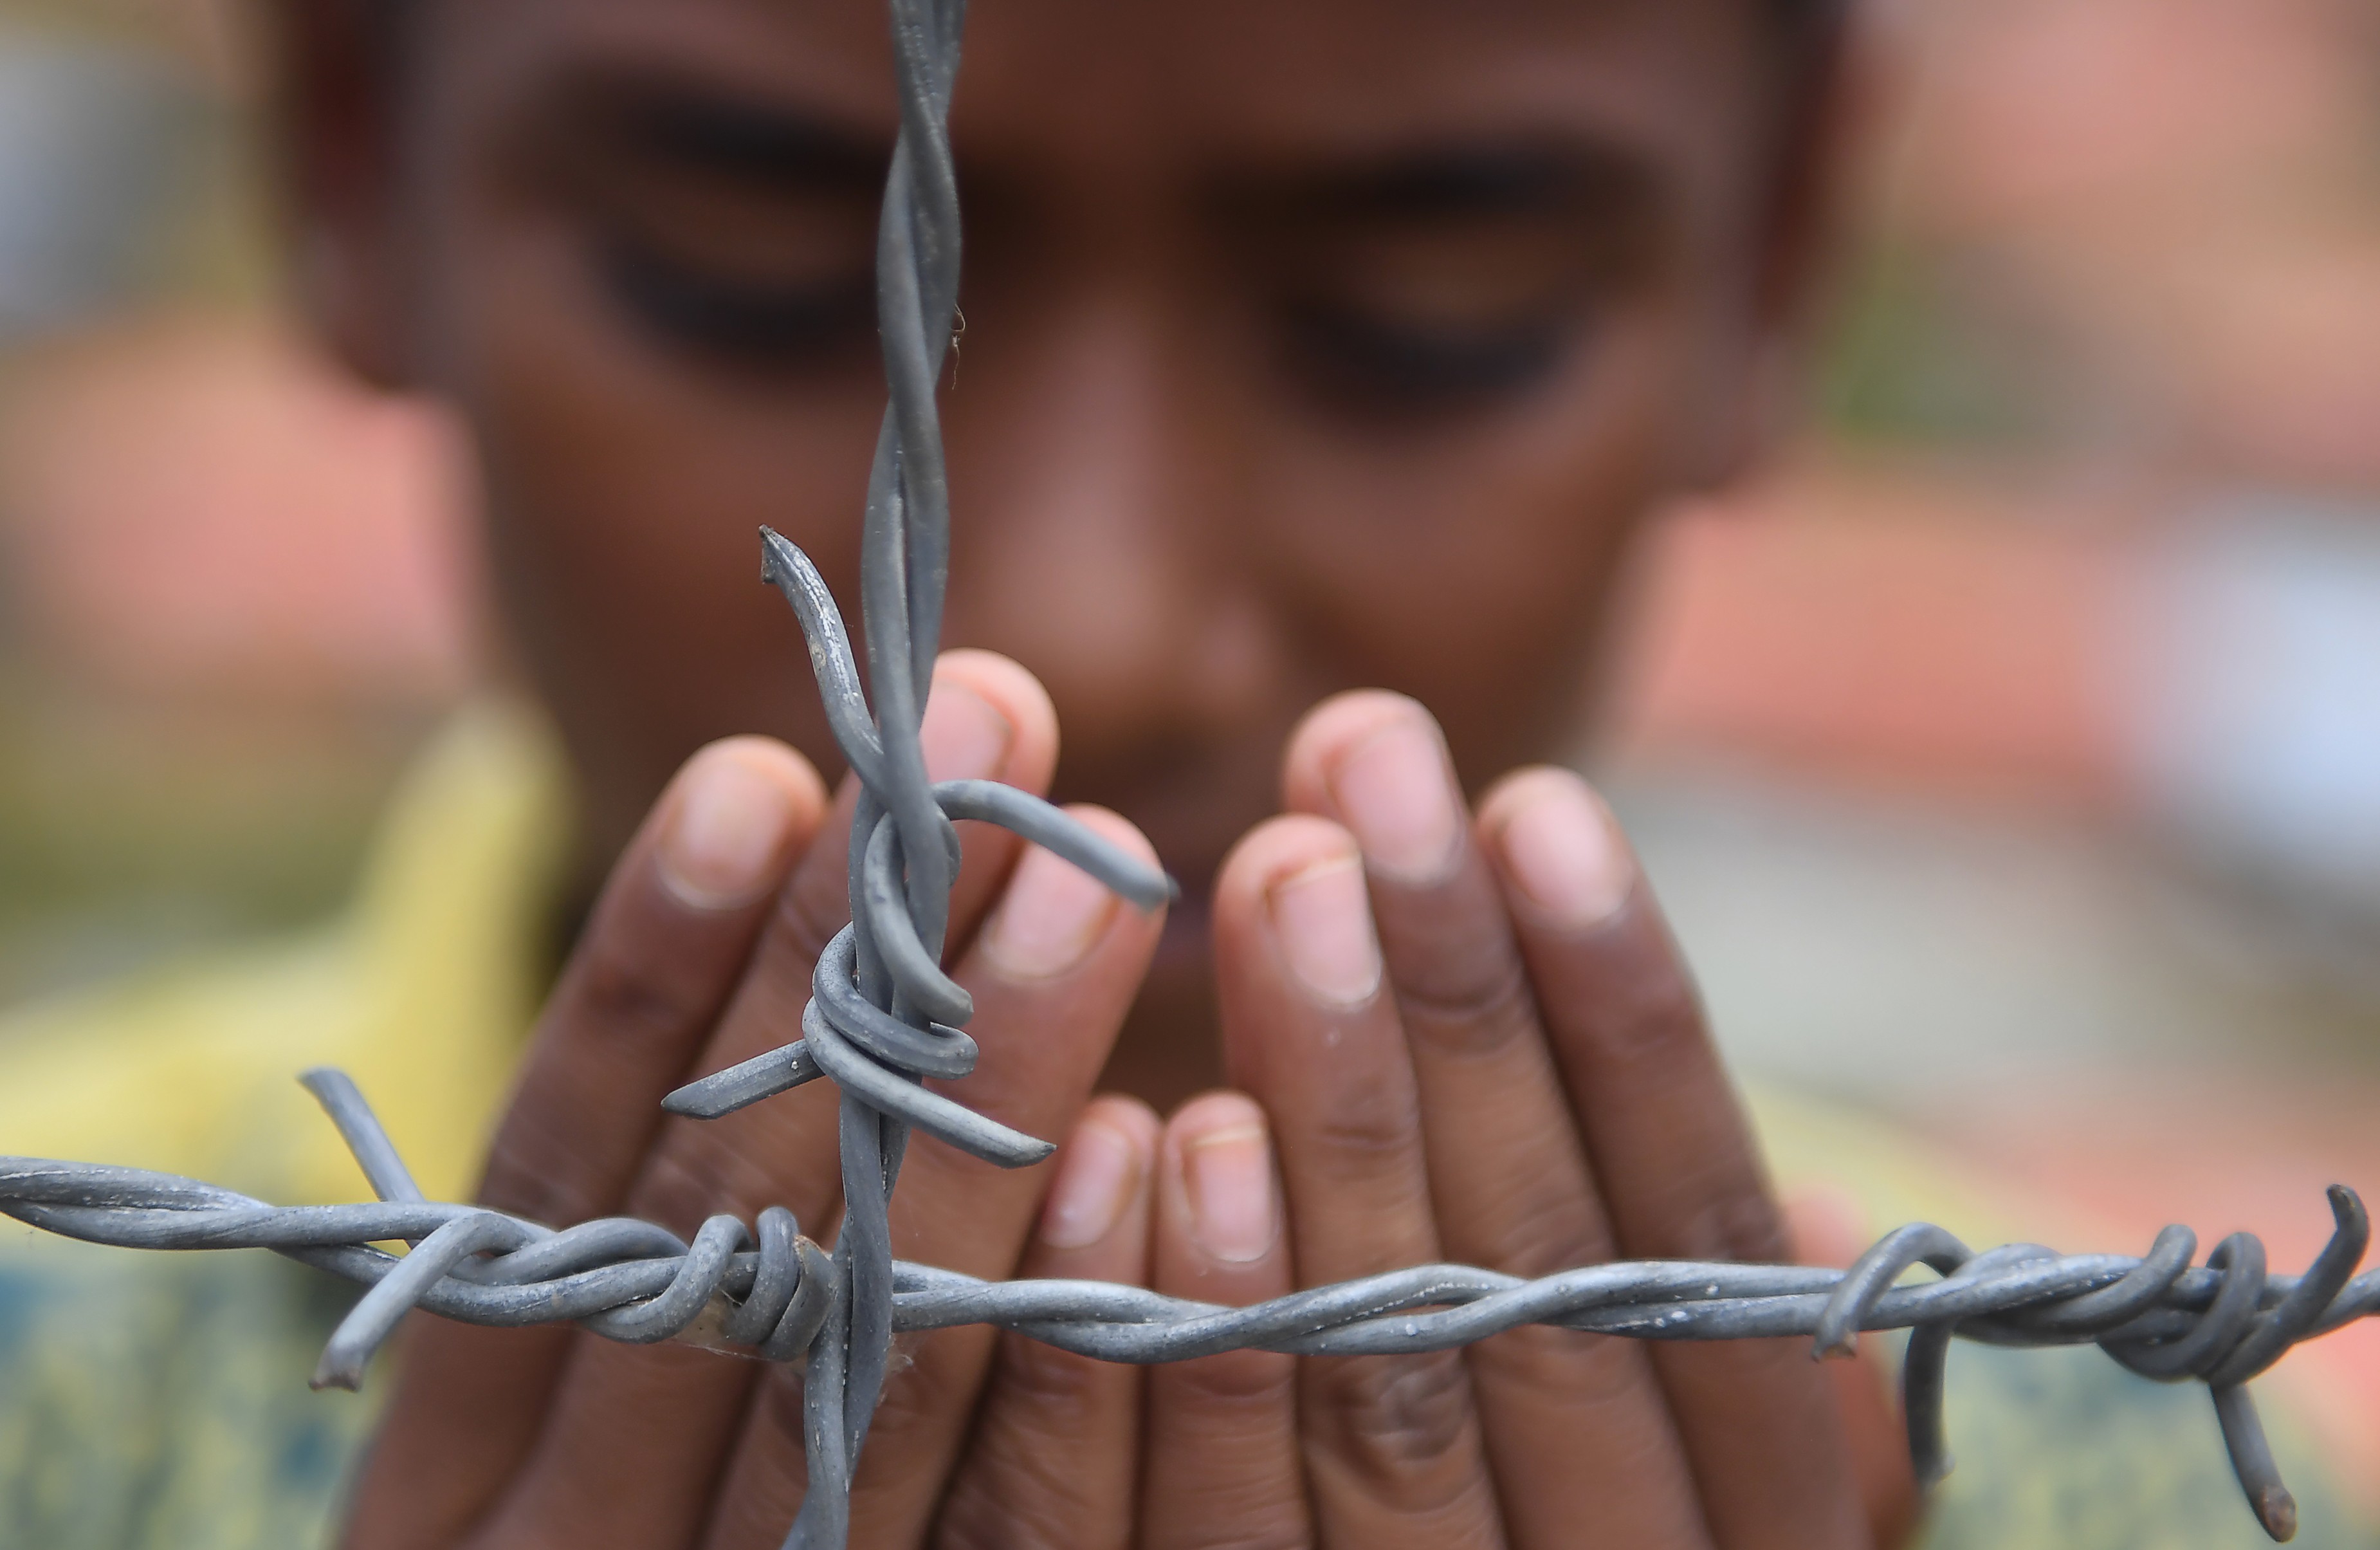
[317,0,1805,1038]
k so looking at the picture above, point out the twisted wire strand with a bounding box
[648,0,1168,1542]
[1,1073,2369,1544]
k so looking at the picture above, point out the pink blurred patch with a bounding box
[1,314,480,705]
[1606,456,2139,810]
[1895,0,2359,239]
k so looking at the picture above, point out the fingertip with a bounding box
[1281,690,1431,814]
[1084,1091,1164,1152]
[1477,766,1634,932]
[722,734,832,826]
[1062,803,1163,871]
[1304,695,1467,887]
[1166,1089,1267,1143]
[653,736,829,911]
[933,649,1059,791]
[1216,817,1382,1010]
[976,806,1163,981]
[1476,764,1608,840]
[1038,1096,1161,1252]
[1163,1092,1281,1268]
[1214,813,1362,914]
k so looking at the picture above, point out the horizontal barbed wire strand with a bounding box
[0,1085,2367,1544]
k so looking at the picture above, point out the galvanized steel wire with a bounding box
[1,1078,2371,1545]
[0,0,2374,1545]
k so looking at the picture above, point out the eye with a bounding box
[1252,215,1610,418]
[1232,143,1662,420]
[544,88,887,373]
[596,233,876,368]
[1277,298,1573,412]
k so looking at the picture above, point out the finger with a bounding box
[702,807,1168,1550]
[1479,770,1865,1549]
[933,1096,1161,1550]
[477,660,1061,1550]
[1140,1092,1309,1550]
[345,737,828,1549]
[1213,816,1503,1549]
[1283,692,1708,1550]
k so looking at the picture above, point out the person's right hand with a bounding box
[343,649,1172,1549]
[1003,690,1916,1550]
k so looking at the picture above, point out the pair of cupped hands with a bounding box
[346,651,1917,1550]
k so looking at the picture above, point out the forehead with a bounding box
[430,0,1770,189]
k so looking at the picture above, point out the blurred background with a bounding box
[0,0,2375,1470]
[1602,0,2380,1254]
[0,0,470,1008]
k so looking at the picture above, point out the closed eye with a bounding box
[1278,300,1573,411]
[533,70,888,372]
[596,234,876,367]
[1227,140,1665,423]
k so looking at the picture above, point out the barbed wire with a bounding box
[1,0,2374,1546]
[2,1073,2372,1545]
[636,0,1167,1541]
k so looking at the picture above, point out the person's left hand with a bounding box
[935,689,1919,1549]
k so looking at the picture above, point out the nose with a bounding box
[944,287,1277,788]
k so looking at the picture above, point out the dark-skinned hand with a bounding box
[343,652,1916,1550]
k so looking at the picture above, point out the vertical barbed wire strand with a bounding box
[816,2,960,1540]
[697,0,1176,1541]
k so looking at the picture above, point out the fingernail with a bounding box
[1039,1117,1142,1250]
[980,844,1119,979]
[1329,715,1463,885]
[656,743,803,910]
[1267,854,1381,1006]
[1184,1118,1277,1263]
[1497,777,1631,930]
[920,681,1013,780]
